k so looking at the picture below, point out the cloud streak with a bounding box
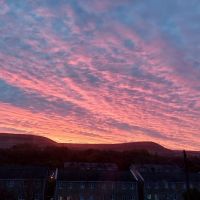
[0,0,199,150]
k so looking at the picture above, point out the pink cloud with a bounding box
[0,1,199,150]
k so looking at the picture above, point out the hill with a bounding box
[59,141,172,155]
[0,133,199,156]
[0,133,56,148]
[0,133,171,155]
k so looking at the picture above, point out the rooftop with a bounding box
[57,169,136,182]
[64,162,118,171]
[0,166,48,179]
[131,164,200,182]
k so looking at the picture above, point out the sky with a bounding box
[0,0,199,150]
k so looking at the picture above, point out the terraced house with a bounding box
[0,166,48,200]
[130,164,200,200]
[55,163,138,200]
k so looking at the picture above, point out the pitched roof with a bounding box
[131,164,200,182]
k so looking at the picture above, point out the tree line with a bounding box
[0,144,199,171]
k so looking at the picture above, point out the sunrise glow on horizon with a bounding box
[0,0,199,150]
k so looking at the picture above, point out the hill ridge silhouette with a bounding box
[0,133,199,156]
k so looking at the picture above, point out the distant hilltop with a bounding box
[59,141,172,155]
[0,133,56,148]
[0,133,199,157]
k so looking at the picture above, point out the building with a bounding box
[0,166,48,200]
[130,164,200,200]
[64,162,118,171]
[55,163,138,200]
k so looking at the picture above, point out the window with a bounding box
[34,193,40,200]
[147,194,151,200]
[35,181,41,187]
[130,183,135,190]
[90,183,94,189]
[111,194,115,200]
[80,195,84,200]
[112,183,114,189]
[80,183,85,189]
[58,182,63,190]
[102,183,106,190]
[129,196,135,200]
[18,196,25,200]
[146,183,150,189]
[122,183,127,190]
[68,183,72,189]
[173,193,177,200]
[122,195,126,200]
[171,183,176,190]
[7,180,14,188]
[164,182,168,189]
[89,196,94,200]
[125,195,134,200]
[155,182,159,189]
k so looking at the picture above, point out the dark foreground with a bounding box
[0,145,200,200]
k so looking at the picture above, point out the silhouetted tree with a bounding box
[0,146,200,171]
